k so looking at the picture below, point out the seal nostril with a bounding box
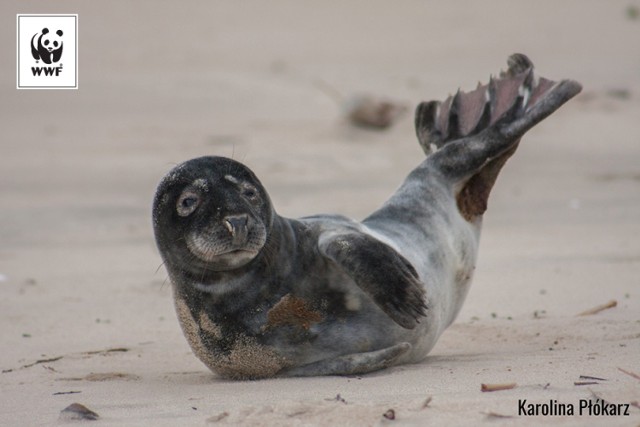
[224,219,234,235]
[224,214,249,237]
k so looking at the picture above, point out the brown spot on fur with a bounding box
[457,143,518,221]
[457,176,489,221]
[265,294,323,330]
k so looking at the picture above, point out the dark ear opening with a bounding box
[42,28,49,34]
[56,30,63,36]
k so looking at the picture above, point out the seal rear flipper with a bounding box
[415,54,582,220]
[318,232,427,329]
[283,342,411,377]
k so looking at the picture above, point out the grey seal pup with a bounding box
[153,54,581,379]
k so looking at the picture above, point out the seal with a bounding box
[153,54,581,379]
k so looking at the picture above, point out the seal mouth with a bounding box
[184,219,267,271]
[191,248,260,271]
[219,249,258,257]
[185,232,262,271]
[191,246,259,261]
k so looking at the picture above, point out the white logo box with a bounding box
[17,14,78,89]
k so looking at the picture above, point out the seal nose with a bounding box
[224,214,249,245]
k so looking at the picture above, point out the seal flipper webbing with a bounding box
[318,232,427,329]
[415,53,535,154]
[414,54,582,221]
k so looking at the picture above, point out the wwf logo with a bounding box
[17,14,77,89]
[31,27,63,64]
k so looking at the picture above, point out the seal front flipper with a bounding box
[318,232,427,329]
[283,342,411,377]
[415,53,582,220]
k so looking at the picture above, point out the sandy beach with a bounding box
[1,1,639,425]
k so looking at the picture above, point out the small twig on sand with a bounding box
[2,347,129,374]
[482,411,514,419]
[207,412,229,423]
[588,389,612,406]
[23,356,63,369]
[2,356,64,372]
[84,347,129,355]
[579,375,607,381]
[576,300,617,316]
[575,375,607,385]
[3,347,130,373]
[421,396,433,409]
[481,383,517,392]
[324,394,347,404]
[618,367,640,381]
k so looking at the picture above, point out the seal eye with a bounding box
[242,185,258,200]
[177,191,200,217]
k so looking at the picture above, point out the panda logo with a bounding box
[31,28,64,65]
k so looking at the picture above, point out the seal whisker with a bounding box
[154,262,166,275]
[198,255,211,285]
[160,274,171,290]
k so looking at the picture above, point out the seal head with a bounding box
[153,156,272,274]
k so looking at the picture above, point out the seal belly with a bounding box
[263,277,394,363]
